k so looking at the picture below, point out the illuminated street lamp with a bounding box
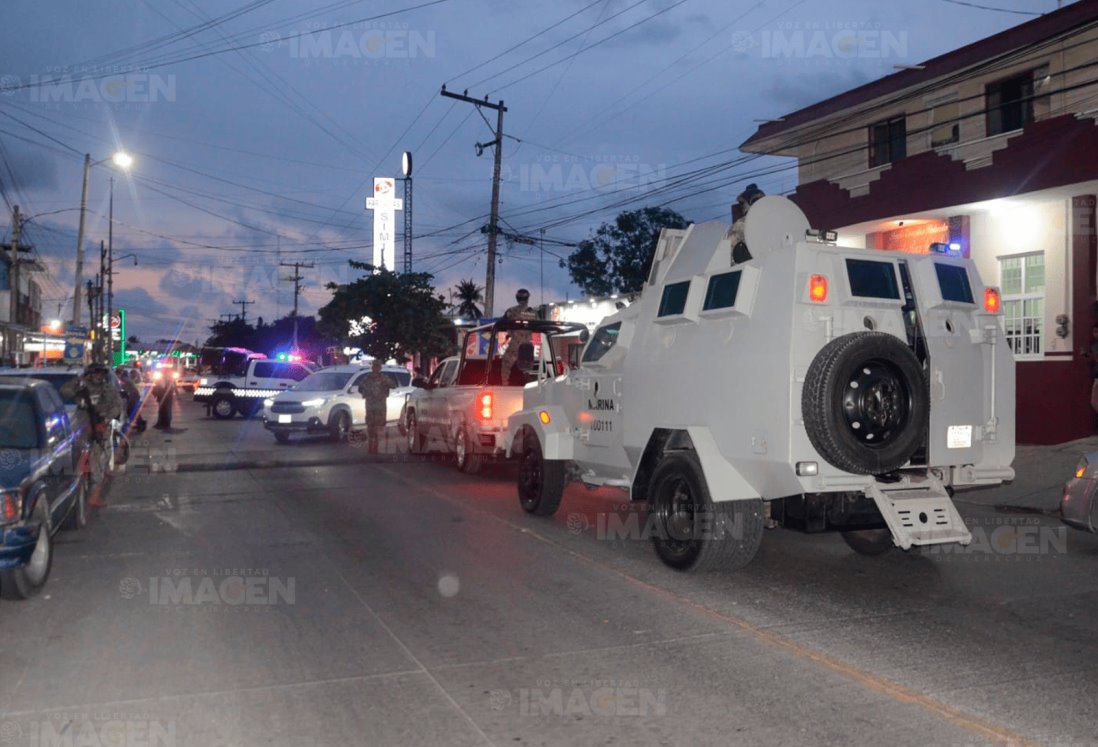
[106,156,135,364]
[72,150,133,326]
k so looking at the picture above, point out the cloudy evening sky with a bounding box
[0,0,1063,343]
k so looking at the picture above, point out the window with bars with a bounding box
[869,116,907,167]
[986,66,1049,136]
[999,253,1044,358]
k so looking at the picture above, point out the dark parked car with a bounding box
[0,379,90,600]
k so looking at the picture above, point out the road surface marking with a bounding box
[382,466,1038,747]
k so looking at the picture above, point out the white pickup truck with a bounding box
[401,319,587,472]
[194,357,316,419]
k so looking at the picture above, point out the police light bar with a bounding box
[929,242,963,255]
[805,229,838,242]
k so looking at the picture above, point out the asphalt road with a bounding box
[1,400,1097,746]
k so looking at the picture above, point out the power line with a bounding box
[939,0,1044,15]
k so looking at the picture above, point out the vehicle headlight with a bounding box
[199,378,208,386]
[301,398,326,408]
[263,398,274,408]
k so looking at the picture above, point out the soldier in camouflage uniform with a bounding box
[357,359,394,454]
[61,363,124,507]
[501,288,537,385]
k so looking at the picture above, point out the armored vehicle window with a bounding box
[703,271,742,311]
[658,281,690,317]
[845,259,900,300]
[934,263,975,304]
[582,322,622,364]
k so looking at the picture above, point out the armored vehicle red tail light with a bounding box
[480,393,493,420]
[809,275,828,302]
[984,287,1001,313]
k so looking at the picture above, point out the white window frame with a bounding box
[999,252,1045,360]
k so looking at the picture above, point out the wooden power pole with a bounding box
[440,85,507,317]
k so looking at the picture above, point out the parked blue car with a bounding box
[0,378,90,600]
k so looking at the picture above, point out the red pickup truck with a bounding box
[401,318,587,473]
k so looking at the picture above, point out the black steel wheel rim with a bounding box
[841,358,910,448]
[520,446,542,506]
[654,475,696,556]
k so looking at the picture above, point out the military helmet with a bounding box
[516,288,531,302]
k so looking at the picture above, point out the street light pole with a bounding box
[73,151,132,329]
[107,176,114,364]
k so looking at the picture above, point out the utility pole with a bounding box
[3,205,21,362]
[280,261,313,348]
[232,298,255,323]
[73,153,90,325]
[440,85,507,317]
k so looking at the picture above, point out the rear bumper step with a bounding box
[866,477,971,550]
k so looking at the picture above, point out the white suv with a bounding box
[261,364,412,443]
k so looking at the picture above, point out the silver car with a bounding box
[1062,452,1098,534]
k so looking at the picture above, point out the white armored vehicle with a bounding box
[505,196,1015,571]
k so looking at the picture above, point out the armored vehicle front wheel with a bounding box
[647,453,764,572]
[841,528,894,556]
[517,428,566,516]
[802,332,928,475]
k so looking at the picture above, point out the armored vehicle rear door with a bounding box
[904,253,1015,467]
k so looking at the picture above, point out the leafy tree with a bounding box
[452,279,484,321]
[205,317,256,349]
[567,207,689,296]
[317,262,454,362]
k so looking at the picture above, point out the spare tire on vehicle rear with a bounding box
[802,332,927,475]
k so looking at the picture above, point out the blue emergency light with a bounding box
[929,242,963,255]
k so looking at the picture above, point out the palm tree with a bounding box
[453,279,484,321]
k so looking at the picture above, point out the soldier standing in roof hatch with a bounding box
[501,288,537,385]
[358,359,393,454]
[728,183,765,264]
